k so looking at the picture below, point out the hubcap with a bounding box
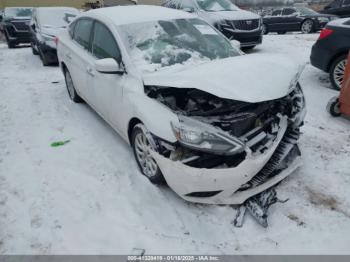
[65,72,75,99]
[333,59,347,90]
[134,132,158,178]
[302,21,313,33]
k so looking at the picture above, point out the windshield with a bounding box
[4,7,32,18]
[196,0,239,12]
[296,7,318,15]
[119,18,239,73]
[39,9,78,28]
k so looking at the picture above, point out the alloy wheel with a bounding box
[301,20,313,34]
[134,131,158,178]
[333,59,347,90]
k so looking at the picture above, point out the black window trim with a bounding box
[72,17,94,52]
[90,19,123,64]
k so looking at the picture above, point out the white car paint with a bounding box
[57,5,305,204]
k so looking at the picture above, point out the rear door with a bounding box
[265,9,283,31]
[67,18,94,102]
[281,8,301,31]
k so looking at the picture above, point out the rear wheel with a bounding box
[31,42,39,55]
[131,124,165,185]
[7,39,16,48]
[64,69,84,103]
[330,55,347,91]
[301,19,314,34]
[39,46,50,66]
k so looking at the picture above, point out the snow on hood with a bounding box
[41,26,66,37]
[205,10,260,24]
[143,53,304,103]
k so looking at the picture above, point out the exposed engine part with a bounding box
[233,187,289,228]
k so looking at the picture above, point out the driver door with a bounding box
[86,21,125,131]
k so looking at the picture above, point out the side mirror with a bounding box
[95,58,124,75]
[31,23,36,31]
[230,40,241,49]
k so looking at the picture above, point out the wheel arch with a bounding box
[128,117,143,145]
[327,51,349,72]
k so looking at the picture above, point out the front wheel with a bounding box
[131,124,165,185]
[327,97,341,117]
[31,42,39,55]
[301,20,314,34]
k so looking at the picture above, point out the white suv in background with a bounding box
[57,6,305,205]
[163,0,263,49]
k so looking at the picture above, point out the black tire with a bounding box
[262,24,269,35]
[64,69,84,103]
[7,40,15,48]
[131,124,165,185]
[329,55,347,91]
[241,45,256,51]
[301,19,314,34]
[327,97,341,117]
[31,42,39,55]
[277,31,286,35]
[39,46,50,66]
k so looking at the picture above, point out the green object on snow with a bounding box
[51,140,70,147]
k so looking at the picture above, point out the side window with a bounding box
[68,21,76,38]
[331,0,343,8]
[282,8,296,16]
[179,0,196,12]
[73,19,93,51]
[91,22,121,62]
[271,10,282,16]
[344,0,350,6]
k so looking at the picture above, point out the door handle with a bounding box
[86,67,95,77]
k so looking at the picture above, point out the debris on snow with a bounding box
[50,140,70,147]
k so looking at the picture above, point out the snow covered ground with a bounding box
[0,34,350,255]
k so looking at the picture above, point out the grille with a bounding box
[12,21,29,31]
[233,19,259,31]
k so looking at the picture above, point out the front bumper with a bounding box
[40,42,58,64]
[153,117,302,205]
[222,30,263,47]
[5,25,31,44]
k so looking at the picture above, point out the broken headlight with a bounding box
[171,115,245,155]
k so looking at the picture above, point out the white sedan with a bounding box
[57,5,306,205]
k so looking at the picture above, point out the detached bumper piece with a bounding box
[233,187,288,228]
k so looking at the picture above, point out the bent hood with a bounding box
[142,53,304,103]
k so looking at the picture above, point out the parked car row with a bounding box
[0,2,347,207]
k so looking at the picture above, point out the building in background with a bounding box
[0,0,100,9]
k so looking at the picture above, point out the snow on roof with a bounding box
[328,18,350,28]
[87,5,196,25]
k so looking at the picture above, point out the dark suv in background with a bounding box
[322,0,350,18]
[0,7,32,48]
[311,18,350,90]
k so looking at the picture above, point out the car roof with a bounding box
[87,5,195,25]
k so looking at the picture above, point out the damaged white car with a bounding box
[57,6,306,205]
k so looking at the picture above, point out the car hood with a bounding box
[142,54,304,103]
[41,26,66,37]
[205,10,260,23]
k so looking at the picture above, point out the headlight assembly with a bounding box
[171,115,245,155]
